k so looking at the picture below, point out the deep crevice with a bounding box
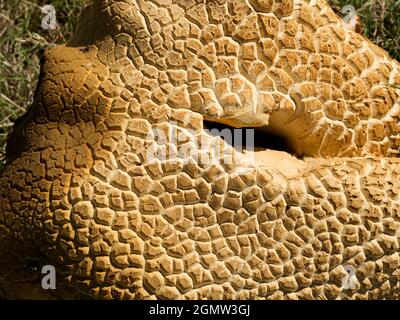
[203,120,296,155]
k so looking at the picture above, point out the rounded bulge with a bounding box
[0,44,134,298]
[6,43,125,163]
[34,45,108,125]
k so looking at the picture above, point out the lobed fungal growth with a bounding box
[0,0,399,299]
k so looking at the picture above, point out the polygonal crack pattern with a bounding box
[0,0,399,299]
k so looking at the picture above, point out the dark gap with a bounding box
[203,120,295,154]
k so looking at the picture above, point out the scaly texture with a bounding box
[0,0,399,299]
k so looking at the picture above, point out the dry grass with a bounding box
[0,0,399,167]
[330,0,400,60]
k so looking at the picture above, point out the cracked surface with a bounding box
[0,0,399,299]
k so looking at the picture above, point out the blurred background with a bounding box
[0,0,399,167]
